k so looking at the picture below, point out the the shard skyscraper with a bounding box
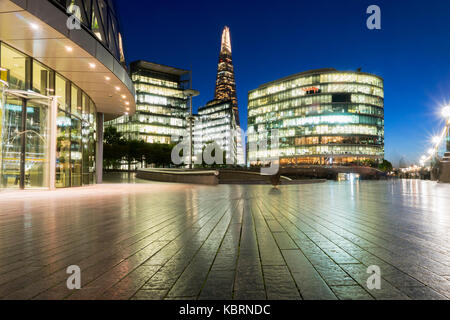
[214,26,240,125]
[193,26,245,165]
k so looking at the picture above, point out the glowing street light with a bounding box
[442,106,450,120]
[443,106,450,153]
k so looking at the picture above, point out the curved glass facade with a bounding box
[49,0,125,63]
[247,69,384,166]
[0,42,97,189]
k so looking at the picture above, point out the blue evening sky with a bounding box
[115,0,450,166]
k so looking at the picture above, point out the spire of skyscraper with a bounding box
[214,26,239,124]
[220,26,232,54]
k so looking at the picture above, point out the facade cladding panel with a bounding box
[49,0,126,63]
[247,68,385,166]
[106,61,189,145]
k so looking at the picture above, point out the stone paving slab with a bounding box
[0,180,449,300]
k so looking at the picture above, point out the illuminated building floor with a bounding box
[0,178,449,300]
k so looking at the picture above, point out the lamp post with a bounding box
[442,106,450,152]
[183,87,199,170]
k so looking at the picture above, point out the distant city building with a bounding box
[247,68,384,166]
[398,157,408,169]
[194,26,244,165]
[107,61,190,144]
[193,100,243,164]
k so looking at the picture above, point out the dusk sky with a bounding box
[115,0,450,166]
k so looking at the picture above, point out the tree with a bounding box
[103,126,125,170]
[123,139,146,173]
[103,143,125,169]
[104,126,123,145]
[103,126,177,171]
[142,143,174,168]
[379,159,393,172]
[361,159,378,168]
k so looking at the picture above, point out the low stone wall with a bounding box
[218,170,291,185]
[137,168,327,186]
[136,169,219,185]
[279,166,385,180]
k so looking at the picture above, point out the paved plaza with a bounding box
[0,177,450,300]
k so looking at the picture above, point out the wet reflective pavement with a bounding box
[1,177,450,300]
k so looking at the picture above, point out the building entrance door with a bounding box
[1,87,57,190]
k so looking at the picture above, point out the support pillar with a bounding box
[439,153,450,183]
[447,124,450,153]
[440,123,450,183]
[96,112,104,184]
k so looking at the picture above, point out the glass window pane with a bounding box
[32,61,52,95]
[56,110,71,188]
[71,116,82,187]
[1,95,23,188]
[56,74,68,112]
[25,101,49,188]
[71,84,82,118]
[82,92,89,121]
[0,43,28,90]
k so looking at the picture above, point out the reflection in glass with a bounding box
[0,43,28,90]
[56,74,69,112]
[32,61,53,95]
[71,117,82,187]
[1,96,23,188]
[56,110,71,188]
[71,84,82,119]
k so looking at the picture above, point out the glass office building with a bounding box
[247,68,384,166]
[0,0,135,189]
[194,100,244,165]
[106,60,190,145]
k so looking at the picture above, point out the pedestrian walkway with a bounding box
[0,179,449,300]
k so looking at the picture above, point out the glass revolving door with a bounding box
[1,89,51,189]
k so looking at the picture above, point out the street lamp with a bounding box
[443,106,450,152]
[184,88,200,170]
[442,106,450,120]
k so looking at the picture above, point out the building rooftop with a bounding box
[253,68,382,91]
[130,60,190,76]
[199,99,232,111]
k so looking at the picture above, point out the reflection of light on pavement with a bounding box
[1,175,450,299]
